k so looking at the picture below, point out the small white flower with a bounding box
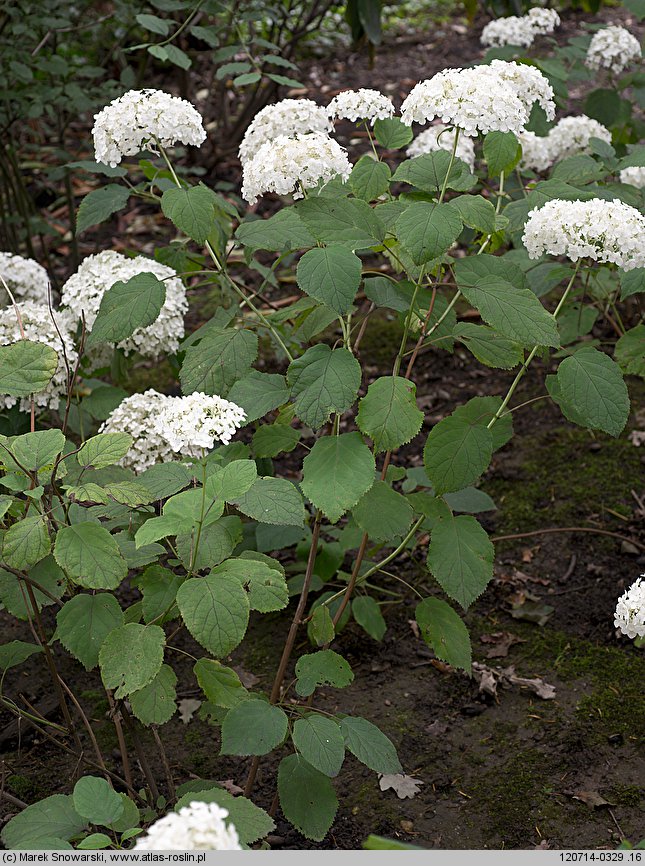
[480,8,560,48]
[239,98,332,165]
[614,576,645,639]
[0,253,50,306]
[154,392,246,454]
[134,801,242,850]
[100,390,177,473]
[620,165,645,189]
[406,124,476,171]
[92,89,206,167]
[241,131,351,204]
[517,130,552,172]
[0,302,77,413]
[547,115,611,163]
[585,25,641,75]
[61,251,188,358]
[327,88,395,124]
[522,197,645,271]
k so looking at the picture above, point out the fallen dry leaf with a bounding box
[217,779,244,796]
[506,670,556,700]
[379,774,424,799]
[570,790,612,809]
[178,698,202,724]
[232,665,260,688]
[510,592,554,626]
[471,663,556,700]
[480,631,525,659]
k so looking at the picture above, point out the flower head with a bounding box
[241,131,351,204]
[526,7,560,35]
[585,25,641,75]
[620,166,645,189]
[100,390,177,473]
[517,130,552,172]
[239,98,332,165]
[92,89,206,167]
[0,253,50,307]
[134,801,242,850]
[547,115,611,163]
[614,576,645,640]
[400,61,554,135]
[481,8,559,48]
[327,88,395,124]
[61,251,188,358]
[0,302,77,412]
[522,198,645,271]
[154,392,246,453]
[406,124,476,171]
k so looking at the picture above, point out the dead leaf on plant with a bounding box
[178,698,202,724]
[379,773,424,799]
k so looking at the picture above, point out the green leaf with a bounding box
[86,273,166,347]
[77,433,133,469]
[349,156,391,201]
[266,72,304,88]
[0,558,64,620]
[293,715,345,777]
[73,777,124,827]
[180,328,258,395]
[423,414,493,495]
[416,597,472,673]
[453,395,513,452]
[363,835,422,850]
[373,117,413,149]
[99,623,165,698]
[363,276,411,311]
[352,481,413,542]
[77,833,112,849]
[161,185,219,244]
[211,556,288,612]
[340,716,402,773]
[393,151,475,193]
[77,185,130,234]
[448,195,497,234]
[174,788,274,845]
[135,514,193,548]
[352,595,387,641]
[140,565,183,623]
[56,593,123,671]
[310,605,336,646]
[227,371,289,422]
[553,347,630,437]
[205,459,258,502]
[235,209,315,252]
[138,462,193,499]
[0,340,58,397]
[296,245,362,315]
[194,658,248,708]
[136,12,170,34]
[11,429,65,472]
[443,487,496,514]
[54,523,127,590]
[296,197,384,249]
[395,202,463,265]
[620,268,645,300]
[427,514,494,610]
[3,516,50,569]
[453,323,523,370]
[0,640,42,670]
[1,795,87,848]
[130,664,177,725]
[233,476,305,526]
[295,649,354,697]
[301,432,375,523]
[177,517,242,571]
[615,325,645,377]
[357,376,424,452]
[221,699,288,756]
[483,130,521,176]
[176,574,250,657]
[288,344,361,429]
[252,423,300,458]
[584,88,625,128]
[233,71,260,86]
[278,755,338,842]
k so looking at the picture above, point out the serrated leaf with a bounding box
[77,433,133,469]
[483,130,521,176]
[615,325,645,377]
[56,593,123,671]
[296,245,362,315]
[130,664,177,725]
[227,371,289,423]
[295,649,354,697]
[443,486,496,514]
[221,699,288,756]
[310,605,336,646]
[395,202,463,265]
[77,185,130,234]
[11,429,65,472]
[301,432,375,523]
[0,340,58,397]
[351,481,413,542]
[54,523,127,590]
[296,197,384,249]
[99,623,165,698]
[288,344,361,429]
[174,788,274,845]
[235,209,315,252]
[194,658,248,708]
[252,423,300,458]
[73,777,124,827]
[426,514,494,610]
[211,557,288,612]
[352,596,387,641]
[0,640,42,670]
[1,795,86,848]
[357,376,423,452]
[233,476,305,526]
[416,597,472,672]
[3,516,50,569]
[452,395,513,452]
[453,323,523,370]
[0,558,64,620]
[278,755,338,842]
[448,195,497,234]
[423,414,493,495]
[373,117,413,149]
[393,151,475,193]
[180,328,258,395]
[293,715,345,777]
[176,574,250,657]
[350,156,391,201]
[161,185,219,244]
[340,716,402,773]
[86,273,166,348]
[140,565,183,623]
[554,347,629,436]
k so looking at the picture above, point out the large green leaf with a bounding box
[11,430,65,472]
[296,197,384,249]
[278,755,338,842]
[287,344,361,429]
[483,130,521,176]
[426,514,494,610]
[54,523,127,590]
[174,787,274,845]
[0,558,64,620]
[180,328,258,395]
[176,574,250,657]
[423,414,494,495]
[227,371,289,422]
[3,515,50,569]
[221,699,288,756]
[0,340,58,397]
[350,155,392,201]
[352,596,387,641]
[56,593,124,671]
[395,201,463,265]
[448,195,497,234]
[77,433,133,469]
[295,649,354,697]
[296,245,362,315]
[301,432,375,523]
[1,795,87,848]
[99,623,165,698]
[211,557,288,612]
[76,184,130,234]
[393,151,475,193]
[416,597,472,672]
[0,640,42,670]
[453,323,523,370]
[553,347,629,436]
[292,715,345,777]
[205,459,258,502]
[252,423,300,458]
[351,481,413,542]
[86,273,166,347]
[615,324,645,377]
[161,185,219,244]
[130,664,177,725]
[373,117,413,149]
[233,476,305,526]
[235,209,315,252]
[452,395,513,452]
[356,376,424,452]
[73,777,124,827]
[340,716,402,774]
[194,658,248,707]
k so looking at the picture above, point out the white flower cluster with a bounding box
[241,131,351,204]
[327,88,395,124]
[517,130,552,172]
[620,165,645,188]
[407,124,476,171]
[400,61,554,135]
[238,98,332,165]
[0,252,50,306]
[585,25,642,76]
[547,115,612,162]
[101,389,246,472]
[134,801,242,850]
[61,251,188,358]
[0,302,77,412]
[481,7,560,48]
[522,198,645,271]
[614,576,645,640]
[92,89,206,167]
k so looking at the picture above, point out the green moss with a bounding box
[357,313,406,367]
[80,690,109,717]
[124,359,177,396]
[609,785,643,807]
[7,774,43,801]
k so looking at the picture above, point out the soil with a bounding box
[2,3,645,853]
